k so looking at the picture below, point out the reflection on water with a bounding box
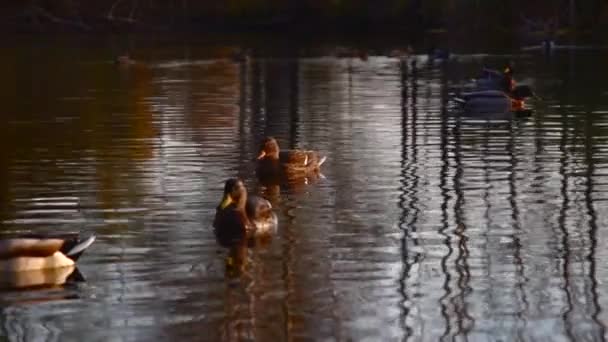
[1,36,608,341]
[0,266,83,291]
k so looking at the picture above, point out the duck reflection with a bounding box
[256,171,323,200]
[223,241,249,279]
[214,178,278,277]
[452,86,535,120]
[214,178,278,244]
[219,230,281,281]
[0,266,84,291]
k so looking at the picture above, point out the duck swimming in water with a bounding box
[213,178,278,247]
[427,46,450,62]
[521,39,557,55]
[256,137,327,184]
[0,233,95,272]
[453,85,536,115]
[115,55,137,67]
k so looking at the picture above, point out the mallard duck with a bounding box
[256,137,327,182]
[453,85,535,115]
[427,47,450,62]
[388,46,414,59]
[0,234,95,272]
[213,178,277,247]
[521,39,556,54]
[115,55,137,67]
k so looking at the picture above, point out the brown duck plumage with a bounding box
[0,233,96,272]
[256,137,326,182]
[213,178,278,247]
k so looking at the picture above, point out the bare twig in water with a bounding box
[129,0,139,22]
[30,5,91,30]
[107,0,139,23]
[107,0,126,20]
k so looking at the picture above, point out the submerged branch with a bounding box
[30,5,91,30]
[106,0,140,24]
[106,0,126,20]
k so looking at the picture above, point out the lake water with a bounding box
[1,35,608,341]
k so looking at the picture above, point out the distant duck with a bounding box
[115,55,137,67]
[0,234,96,272]
[453,85,536,115]
[256,137,327,183]
[388,46,414,59]
[334,47,369,61]
[543,39,556,54]
[521,39,556,54]
[428,47,450,61]
[213,178,278,247]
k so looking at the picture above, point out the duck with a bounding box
[115,55,137,67]
[521,39,556,55]
[453,85,536,115]
[0,233,96,272]
[388,46,414,60]
[427,47,450,62]
[256,137,327,183]
[213,178,277,247]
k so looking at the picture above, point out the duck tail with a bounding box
[66,267,86,282]
[318,156,327,167]
[63,235,96,261]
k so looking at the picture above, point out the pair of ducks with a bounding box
[213,137,326,246]
[454,65,536,115]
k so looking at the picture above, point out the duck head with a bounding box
[256,137,280,160]
[220,178,247,209]
[502,63,515,91]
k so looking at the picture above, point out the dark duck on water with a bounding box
[213,178,277,247]
[256,137,327,183]
[453,85,536,115]
[454,64,537,115]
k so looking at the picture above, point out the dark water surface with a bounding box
[2,35,608,341]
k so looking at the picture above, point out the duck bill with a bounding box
[511,99,525,111]
[220,194,233,209]
[256,151,266,160]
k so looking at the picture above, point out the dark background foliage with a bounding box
[2,0,607,38]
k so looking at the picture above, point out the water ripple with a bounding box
[2,41,608,341]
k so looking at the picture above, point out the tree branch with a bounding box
[31,5,91,30]
[107,0,126,20]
